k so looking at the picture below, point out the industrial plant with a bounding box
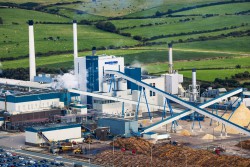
[0,20,250,166]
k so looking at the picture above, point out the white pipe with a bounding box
[73,20,78,58]
[29,20,36,82]
[192,68,197,101]
[168,43,173,74]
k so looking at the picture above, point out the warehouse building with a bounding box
[25,124,81,145]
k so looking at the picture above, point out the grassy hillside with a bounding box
[173,2,250,15]
[124,0,229,17]
[0,8,139,59]
[121,15,250,38]
[0,8,70,24]
[0,48,242,69]
[0,0,249,82]
[0,0,81,5]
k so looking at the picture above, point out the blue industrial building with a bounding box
[98,118,138,137]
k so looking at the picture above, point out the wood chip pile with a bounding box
[215,103,250,134]
[93,137,250,167]
[236,140,250,150]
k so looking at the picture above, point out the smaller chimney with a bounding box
[192,68,197,101]
[168,43,173,74]
[28,20,36,82]
[73,20,78,58]
[92,46,96,56]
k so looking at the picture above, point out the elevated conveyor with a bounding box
[68,89,182,111]
[105,70,249,135]
[37,131,50,144]
[143,88,243,133]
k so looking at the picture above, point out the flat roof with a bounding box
[99,117,136,122]
[26,123,81,133]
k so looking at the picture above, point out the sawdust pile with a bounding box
[93,138,250,167]
[236,140,250,150]
[180,129,191,136]
[214,103,250,134]
[202,134,216,140]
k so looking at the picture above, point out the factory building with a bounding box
[98,118,138,137]
[25,124,81,145]
[74,54,125,103]
[0,90,79,115]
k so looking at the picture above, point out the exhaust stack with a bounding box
[168,43,173,74]
[92,46,96,56]
[28,20,36,82]
[192,68,197,101]
[73,20,78,58]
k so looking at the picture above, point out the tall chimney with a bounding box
[92,46,96,56]
[28,20,36,82]
[192,68,197,101]
[168,43,173,74]
[73,20,78,58]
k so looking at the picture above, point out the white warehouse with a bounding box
[25,124,81,145]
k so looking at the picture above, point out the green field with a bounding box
[0,23,139,58]
[0,8,70,25]
[124,0,229,17]
[55,7,107,21]
[1,48,244,69]
[175,36,250,53]
[0,0,250,83]
[144,56,250,81]
[151,26,250,43]
[173,2,250,15]
[0,0,83,5]
[179,69,250,81]
[122,15,250,38]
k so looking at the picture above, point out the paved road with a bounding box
[5,148,102,167]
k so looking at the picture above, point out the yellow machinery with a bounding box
[59,145,74,152]
[83,136,92,144]
[73,147,83,154]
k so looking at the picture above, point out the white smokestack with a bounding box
[168,43,173,74]
[73,20,78,58]
[28,20,36,82]
[192,68,197,101]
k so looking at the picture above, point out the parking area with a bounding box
[0,148,68,167]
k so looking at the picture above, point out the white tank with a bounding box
[102,81,110,92]
[117,79,127,91]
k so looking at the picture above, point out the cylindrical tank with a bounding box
[117,79,127,91]
[102,81,110,92]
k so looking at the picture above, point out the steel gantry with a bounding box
[104,70,249,135]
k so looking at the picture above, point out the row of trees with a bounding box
[0,67,68,81]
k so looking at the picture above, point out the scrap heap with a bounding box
[93,137,250,167]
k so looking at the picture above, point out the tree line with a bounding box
[0,67,68,81]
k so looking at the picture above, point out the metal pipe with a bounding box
[168,43,173,74]
[28,20,36,81]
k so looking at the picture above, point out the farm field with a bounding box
[121,15,250,38]
[1,48,246,70]
[0,23,138,58]
[173,2,250,15]
[144,57,250,82]
[0,0,249,82]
